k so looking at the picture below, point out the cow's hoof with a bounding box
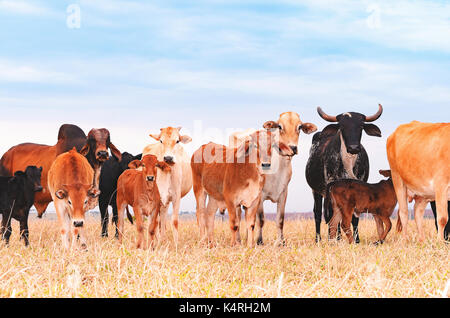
[373,240,383,246]
[256,239,264,246]
[315,234,321,243]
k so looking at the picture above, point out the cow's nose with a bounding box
[347,145,361,154]
[35,186,43,192]
[147,176,155,182]
[261,163,271,170]
[97,151,108,158]
[73,220,84,228]
[290,146,298,155]
[164,156,174,163]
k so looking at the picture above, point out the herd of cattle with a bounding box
[0,105,448,250]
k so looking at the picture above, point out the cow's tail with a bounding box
[126,206,134,225]
[323,183,334,224]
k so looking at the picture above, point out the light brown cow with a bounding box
[47,148,100,250]
[229,112,317,245]
[116,155,170,249]
[387,121,450,241]
[191,130,293,247]
[142,127,192,243]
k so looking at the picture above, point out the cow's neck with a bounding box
[92,164,101,189]
[339,131,357,179]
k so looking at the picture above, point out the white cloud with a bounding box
[0,0,56,17]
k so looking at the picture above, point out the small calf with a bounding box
[116,155,170,249]
[326,170,396,244]
[0,166,43,246]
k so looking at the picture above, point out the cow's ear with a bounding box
[88,187,101,198]
[156,161,171,172]
[300,123,318,134]
[263,121,280,130]
[180,135,192,144]
[14,171,25,177]
[55,189,67,200]
[379,170,391,178]
[236,140,253,158]
[363,124,382,137]
[80,142,90,156]
[149,133,160,141]
[109,143,122,162]
[128,160,142,169]
[321,124,339,138]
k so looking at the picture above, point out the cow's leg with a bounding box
[1,214,12,245]
[171,196,181,244]
[391,172,409,240]
[133,207,144,249]
[341,212,354,244]
[34,201,50,218]
[193,185,207,240]
[245,198,261,248]
[55,201,70,249]
[328,199,342,242]
[351,215,360,243]
[159,205,169,241]
[19,211,30,247]
[373,215,384,244]
[275,189,288,246]
[112,200,120,239]
[116,202,127,244]
[148,206,160,249]
[313,191,323,242]
[255,199,265,246]
[414,198,428,242]
[380,215,392,243]
[205,197,218,246]
[99,199,109,238]
[73,224,87,250]
[435,187,449,241]
[225,199,240,246]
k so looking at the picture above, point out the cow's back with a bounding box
[387,121,450,197]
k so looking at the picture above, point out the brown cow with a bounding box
[326,170,397,244]
[116,155,170,249]
[47,149,100,250]
[191,130,293,247]
[0,124,121,216]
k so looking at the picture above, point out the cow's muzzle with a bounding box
[73,220,84,228]
[34,185,43,192]
[261,163,271,170]
[347,145,361,154]
[147,176,155,182]
[96,151,109,161]
[164,156,174,164]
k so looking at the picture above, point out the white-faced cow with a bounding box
[142,127,193,243]
[305,104,383,242]
[229,112,317,245]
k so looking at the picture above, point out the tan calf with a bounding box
[116,155,170,249]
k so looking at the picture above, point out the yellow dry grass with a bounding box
[0,215,448,298]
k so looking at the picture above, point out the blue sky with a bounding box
[0,0,449,213]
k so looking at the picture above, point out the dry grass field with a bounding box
[0,214,448,298]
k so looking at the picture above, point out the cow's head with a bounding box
[12,166,43,192]
[263,112,317,156]
[318,104,383,154]
[55,184,100,228]
[237,130,293,170]
[119,152,143,172]
[128,154,171,183]
[149,127,192,164]
[80,128,122,164]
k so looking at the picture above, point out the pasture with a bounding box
[0,214,448,298]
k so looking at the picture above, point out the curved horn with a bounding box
[365,104,383,122]
[317,107,337,122]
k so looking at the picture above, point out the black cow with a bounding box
[98,152,142,237]
[0,166,43,246]
[305,104,383,242]
[430,201,450,241]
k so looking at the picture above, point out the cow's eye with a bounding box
[176,140,180,144]
[84,199,88,205]
[160,140,163,143]
[68,200,72,205]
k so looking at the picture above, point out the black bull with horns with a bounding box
[305,104,383,242]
